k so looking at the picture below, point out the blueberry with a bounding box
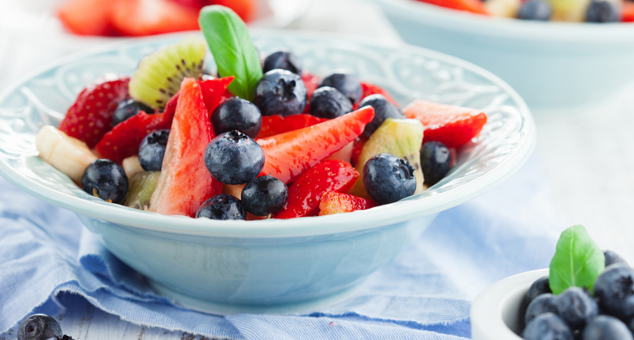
[113,99,153,126]
[523,313,573,340]
[254,69,307,117]
[318,72,362,105]
[81,159,128,203]
[363,154,416,205]
[583,315,633,340]
[262,50,303,75]
[211,98,262,138]
[241,175,288,216]
[555,287,598,330]
[586,0,620,22]
[196,194,246,220]
[358,94,405,137]
[594,265,634,321]
[18,314,62,340]
[517,0,552,20]
[204,130,265,185]
[309,87,353,119]
[526,276,552,306]
[138,129,169,171]
[420,141,451,186]
[526,293,559,325]
[605,250,628,268]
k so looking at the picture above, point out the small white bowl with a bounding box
[471,268,549,340]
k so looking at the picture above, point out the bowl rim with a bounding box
[470,268,549,340]
[0,30,535,239]
[372,0,634,43]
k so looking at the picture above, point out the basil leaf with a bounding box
[549,225,605,295]
[199,6,262,101]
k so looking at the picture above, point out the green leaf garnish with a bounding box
[199,5,262,102]
[549,225,605,295]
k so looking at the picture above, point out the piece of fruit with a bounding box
[416,0,489,14]
[351,135,368,166]
[139,129,170,171]
[523,313,573,340]
[57,0,115,36]
[403,99,487,148]
[350,118,424,199]
[359,94,405,137]
[58,74,130,148]
[302,72,321,100]
[363,154,417,205]
[241,175,288,216]
[526,276,552,306]
[196,194,247,220]
[209,0,256,22]
[149,78,222,217]
[274,160,359,219]
[110,0,200,37]
[254,70,307,116]
[359,82,399,107]
[319,72,362,105]
[222,183,246,199]
[318,191,376,216]
[262,50,303,75]
[257,106,374,184]
[18,314,62,340]
[256,114,328,139]
[211,98,262,138]
[583,315,633,340]
[420,141,451,186]
[199,76,235,115]
[517,0,553,20]
[547,0,591,21]
[623,2,634,22]
[113,99,154,126]
[327,141,354,163]
[122,156,144,179]
[485,0,522,17]
[605,250,628,267]
[555,287,598,331]
[586,0,620,22]
[36,126,98,183]
[123,171,161,210]
[129,36,206,110]
[309,87,353,119]
[526,294,560,325]
[593,265,634,321]
[204,130,265,184]
[81,159,129,203]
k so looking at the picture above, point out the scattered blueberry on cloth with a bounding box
[0,154,560,340]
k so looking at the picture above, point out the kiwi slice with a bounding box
[349,118,425,199]
[124,171,161,210]
[129,36,206,110]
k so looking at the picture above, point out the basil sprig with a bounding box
[549,225,605,295]
[199,6,262,102]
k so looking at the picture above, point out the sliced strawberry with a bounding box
[257,106,375,184]
[359,82,399,107]
[149,78,222,217]
[110,0,200,36]
[318,192,377,216]
[415,0,489,14]
[403,99,487,148]
[58,74,130,148]
[351,135,368,167]
[199,76,235,114]
[257,114,329,139]
[57,0,117,36]
[301,72,321,114]
[275,160,359,219]
[623,2,634,22]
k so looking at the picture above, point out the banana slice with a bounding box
[122,156,144,180]
[36,126,97,183]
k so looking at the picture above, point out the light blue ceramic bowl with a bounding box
[0,31,534,314]
[371,0,634,112]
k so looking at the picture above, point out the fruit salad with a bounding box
[35,5,488,221]
[521,225,634,340]
[414,0,634,22]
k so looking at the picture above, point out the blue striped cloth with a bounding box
[0,154,559,339]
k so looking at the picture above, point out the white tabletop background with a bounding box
[1,0,633,338]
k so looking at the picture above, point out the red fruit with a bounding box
[209,0,256,22]
[149,78,222,217]
[199,76,235,114]
[257,106,375,184]
[257,114,329,139]
[302,72,321,100]
[57,0,117,36]
[318,192,377,216]
[359,82,399,107]
[351,135,368,167]
[275,160,359,219]
[110,0,200,36]
[58,74,130,148]
[403,99,487,148]
[415,0,489,14]
[623,2,634,22]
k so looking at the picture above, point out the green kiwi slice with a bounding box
[124,171,161,210]
[129,36,206,110]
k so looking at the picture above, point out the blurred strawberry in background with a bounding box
[57,0,256,36]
